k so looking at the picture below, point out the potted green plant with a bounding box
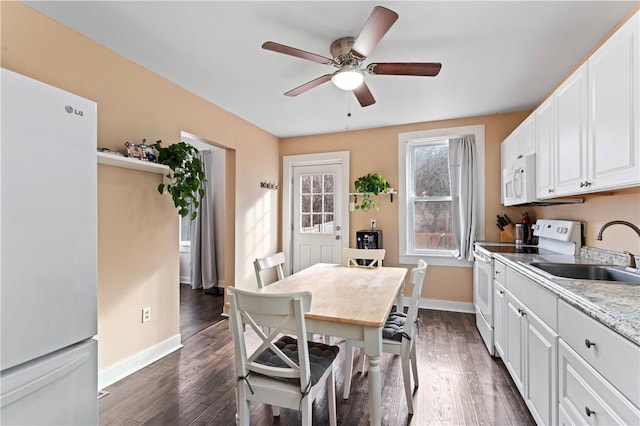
[152,140,206,219]
[353,173,390,212]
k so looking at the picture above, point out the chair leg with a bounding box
[328,365,337,426]
[357,349,367,374]
[410,340,419,389]
[301,398,312,426]
[401,348,414,414]
[237,386,250,426]
[342,340,354,399]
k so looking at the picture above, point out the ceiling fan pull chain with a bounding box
[345,91,352,131]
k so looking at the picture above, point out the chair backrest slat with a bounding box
[403,259,428,337]
[342,248,386,267]
[254,252,286,288]
[228,287,313,391]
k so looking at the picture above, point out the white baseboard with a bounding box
[180,276,191,284]
[98,334,182,390]
[401,297,474,314]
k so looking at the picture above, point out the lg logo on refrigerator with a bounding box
[65,105,83,117]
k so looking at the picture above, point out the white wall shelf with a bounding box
[349,190,397,203]
[97,152,170,174]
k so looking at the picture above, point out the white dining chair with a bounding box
[254,252,286,289]
[341,248,386,267]
[342,259,428,415]
[227,286,339,426]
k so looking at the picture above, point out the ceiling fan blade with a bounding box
[262,41,333,65]
[367,62,442,77]
[353,82,376,107]
[285,74,333,97]
[351,6,399,59]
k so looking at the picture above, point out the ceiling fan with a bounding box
[262,6,442,107]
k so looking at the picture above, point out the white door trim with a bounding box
[283,151,350,275]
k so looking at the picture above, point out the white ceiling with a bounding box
[25,1,637,138]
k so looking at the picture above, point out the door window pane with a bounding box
[299,172,335,234]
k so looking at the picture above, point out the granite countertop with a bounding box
[492,252,640,346]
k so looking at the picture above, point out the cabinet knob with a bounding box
[495,271,500,275]
[517,154,523,159]
[585,181,592,187]
[499,290,505,295]
[580,181,585,188]
[584,338,596,349]
[517,308,526,317]
[548,189,554,193]
[585,406,595,417]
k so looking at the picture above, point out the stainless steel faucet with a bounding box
[596,220,640,268]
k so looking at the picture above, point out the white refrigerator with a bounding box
[0,68,98,425]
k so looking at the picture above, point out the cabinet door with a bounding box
[502,133,519,170]
[536,97,556,198]
[494,282,506,359]
[525,310,558,426]
[588,12,640,191]
[555,64,588,196]
[520,115,535,156]
[505,292,525,395]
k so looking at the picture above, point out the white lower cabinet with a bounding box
[503,267,557,425]
[494,281,506,358]
[496,264,640,425]
[504,291,525,393]
[558,340,640,425]
[525,309,558,425]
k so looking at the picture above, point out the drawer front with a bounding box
[558,340,640,425]
[558,300,640,407]
[506,267,557,330]
[494,260,506,284]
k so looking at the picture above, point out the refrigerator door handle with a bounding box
[0,351,91,408]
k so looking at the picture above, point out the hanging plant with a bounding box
[354,173,390,212]
[152,140,206,220]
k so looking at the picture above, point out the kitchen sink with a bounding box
[528,262,640,283]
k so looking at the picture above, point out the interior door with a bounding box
[292,163,343,272]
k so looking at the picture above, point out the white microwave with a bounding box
[502,154,538,206]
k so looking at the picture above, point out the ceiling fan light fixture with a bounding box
[331,67,364,91]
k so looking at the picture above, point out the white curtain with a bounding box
[449,135,477,261]
[190,150,219,292]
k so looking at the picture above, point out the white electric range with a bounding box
[473,219,583,355]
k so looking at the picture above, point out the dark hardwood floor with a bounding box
[99,287,534,425]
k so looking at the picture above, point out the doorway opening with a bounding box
[178,132,228,336]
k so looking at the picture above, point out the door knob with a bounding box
[336,226,341,231]
[335,235,341,240]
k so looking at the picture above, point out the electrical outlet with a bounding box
[370,219,377,229]
[349,202,355,212]
[142,307,151,323]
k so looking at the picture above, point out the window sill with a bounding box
[399,255,472,267]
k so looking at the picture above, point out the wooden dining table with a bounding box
[257,263,408,426]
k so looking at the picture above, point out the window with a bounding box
[398,125,485,266]
[410,141,457,253]
[299,173,335,233]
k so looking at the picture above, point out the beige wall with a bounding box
[280,112,530,303]
[522,188,640,254]
[1,3,280,370]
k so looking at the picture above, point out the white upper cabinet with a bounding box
[535,97,556,198]
[587,12,640,191]
[502,115,535,170]
[524,12,639,198]
[554,64,588,196]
